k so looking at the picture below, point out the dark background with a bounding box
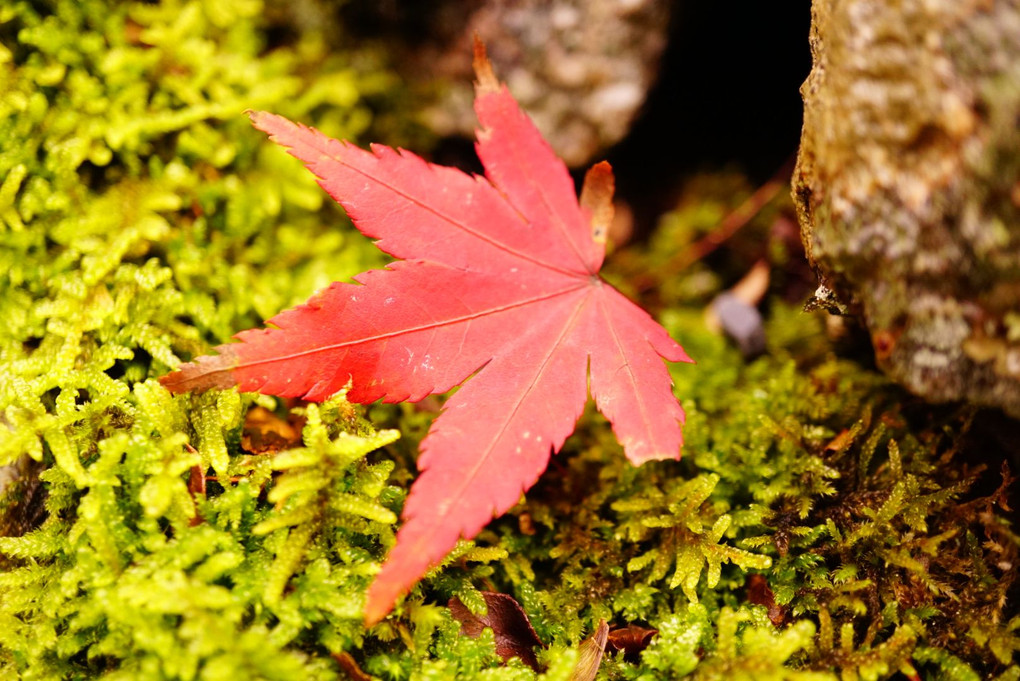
[609,1,813,229]
[338,0,814,234]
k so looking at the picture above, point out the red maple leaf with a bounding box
[160,43,692,625]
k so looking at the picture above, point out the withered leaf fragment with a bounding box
[607,624,658,662]
[240,406,303,454]
[747,573,786,627]
[448,591,543,670]
[330,651,375,681]
[570,619,609,681]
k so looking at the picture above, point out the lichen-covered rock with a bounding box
[793,0,1020,416]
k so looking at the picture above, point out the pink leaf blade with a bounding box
[363,289,594,625]
[162,263,584,403]
[473,87,605,275]
[586,285,691,465]
[248,110,581,277]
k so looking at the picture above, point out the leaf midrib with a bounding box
[230,280,592,370]
[323,141,587,278]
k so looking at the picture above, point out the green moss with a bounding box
[2,2,1018,679]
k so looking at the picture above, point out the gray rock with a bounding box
[410,0,672,167]
[793,0,1020,416]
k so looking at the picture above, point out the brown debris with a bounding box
[241,406,304,454]
[607,624,657,662]
[331,651,376,681]
[747,574,787,627]
[448,591,544,670]
[570,619,609,681]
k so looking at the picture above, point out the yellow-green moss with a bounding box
[2,2,1018,680]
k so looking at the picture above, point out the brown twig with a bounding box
[635,155,795,293]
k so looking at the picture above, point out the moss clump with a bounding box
[2,3,1018,679]
[470,295,1017,680]
[0,1,415,677]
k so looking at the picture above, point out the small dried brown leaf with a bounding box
[187,463,206,527]
[824,429,855,455]
[747,574,786,627]
[607,624,657,661]
[449,592,543,671]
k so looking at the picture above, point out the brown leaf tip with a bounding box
[579,161,616,244]
[158,349,239,395]
[472,35,500,95]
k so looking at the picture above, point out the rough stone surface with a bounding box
[374,0,671,167]
[793,0,1020,416]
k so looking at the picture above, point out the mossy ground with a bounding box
[1,2,1018,679]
